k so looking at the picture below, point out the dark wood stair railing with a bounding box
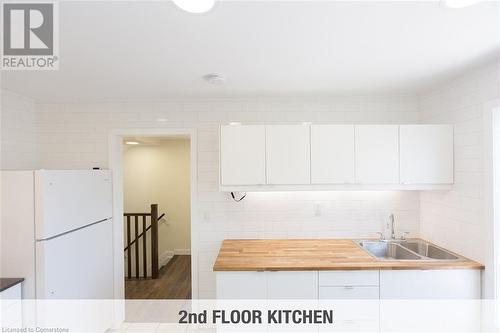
[124,204,163,279]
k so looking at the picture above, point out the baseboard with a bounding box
[159,250,174,268]
[174,248,191,255]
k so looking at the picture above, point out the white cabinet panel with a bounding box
[311,125,355,184]
[319,286,379,299]
[400,125,454,184]
[380,269,481,299]
[220,125,266,186]
[266,125,310,185]
[267,272,318,299]
[355,125,399,184]
[216,272,267,299]
[0,284,23,327]
[319,271,379,286]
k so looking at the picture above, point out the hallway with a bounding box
[125,255,191,299]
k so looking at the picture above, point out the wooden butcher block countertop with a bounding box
[213,239,484,271]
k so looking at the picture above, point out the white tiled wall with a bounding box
[419,60,500,263]
[3,70,498,297]
[0,90,37,170]
[33,95,420,298]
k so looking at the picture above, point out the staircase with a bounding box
[124,204,165,279]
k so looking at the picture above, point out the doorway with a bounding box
[121,136,191,299]
[108,129,198,303]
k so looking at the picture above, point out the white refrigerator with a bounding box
[1,170,114,299]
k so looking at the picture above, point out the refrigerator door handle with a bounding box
[36,218,111,242]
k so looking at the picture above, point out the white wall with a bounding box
[33,95,420,298]
[0,90,37,170]
[123,139,191,274]
[419,60,500,265]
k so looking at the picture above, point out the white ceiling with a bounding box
[1,0,499,102]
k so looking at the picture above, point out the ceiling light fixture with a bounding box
[172,0,215,14]
[156,118,168,122]
[203,73,226,85]
[125,141,139,145]
[441,0,481,8]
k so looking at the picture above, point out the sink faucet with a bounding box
[388,214,395,240]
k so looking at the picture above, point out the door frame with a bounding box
[108,128,198,302]
[483,98,500,300]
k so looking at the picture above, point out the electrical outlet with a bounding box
[314,202,321,216]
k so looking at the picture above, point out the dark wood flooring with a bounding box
[125,255,191,299]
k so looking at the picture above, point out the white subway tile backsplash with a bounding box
[418,59,500,263]
[1,90,37,170]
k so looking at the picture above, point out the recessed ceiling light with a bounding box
[441,0,481,8]
[172,0,215,14]
[203,73,226,85]
[125,141,139,145]
[156,118,168,122]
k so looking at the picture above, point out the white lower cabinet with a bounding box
[216,269,481,332]
[318,271,379,332]
[0,283,23,327]
[217,269,481,300]
[379,269,481,299]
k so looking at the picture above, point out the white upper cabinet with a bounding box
[400,125,454,184]
[220,125,266,185]
[355,125,399,184]
[311,125,355,184]
[219,123,453,190]
[266,125,311,184]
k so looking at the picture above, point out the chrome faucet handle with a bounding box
[376,232,385,240]
[400,231,410,241]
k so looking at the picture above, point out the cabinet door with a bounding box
[355,125,399,184]
[0,284,22,327]
[400,125,453,184]
[220,125,266,185]
[267,272,318,299]
[380,270,480,299]
[311,125,355,184]
[216,272,267,299]
[266,125,310,184]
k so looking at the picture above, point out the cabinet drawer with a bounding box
[319,286,379,299]
[319,271,379,286]
[320,319,379,332]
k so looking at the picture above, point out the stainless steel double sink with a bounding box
[356,239,463,261]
